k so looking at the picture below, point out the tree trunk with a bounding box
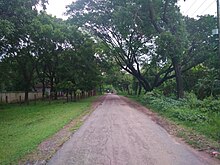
[133,81,138,95]
[42,81,45,99]
[82,91,85,99]
[73,91,77,102]
[54,92,58,100]
[138,82,142,96]
[125,84,130,95]
[129,67,152,92]
[66,91,69,102]
[50,77,54,100]
[172,57,184,99]
[22,70,31,104]
[99,85,102,94]
[25,90,29,104]
[70,92,73,101]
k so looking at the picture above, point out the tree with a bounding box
[0,0,48,53]
[67,0,189,98]
[57,38,101,100]
[1,6,102,102]
[0,0,48,102]
[67,0,218,98]
[183,15,218,98]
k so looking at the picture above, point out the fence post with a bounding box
[5,96,8,103]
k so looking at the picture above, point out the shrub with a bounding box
[184,92,202,109]
[170,108,208,123]
[139,91,219,122]
[131,91,220,142]
[201,97,220,113]
[142,91,186,111]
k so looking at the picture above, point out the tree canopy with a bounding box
[67,0,217,98]
[0,2,102,102]
[0,0,219,100]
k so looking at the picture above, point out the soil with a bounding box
[120,96,220,158]
[47,94,219,165]
[19,95,106,165]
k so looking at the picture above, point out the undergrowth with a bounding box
[129,91,220,144]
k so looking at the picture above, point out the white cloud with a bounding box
[46,0,217,19]
[46,0,74,19]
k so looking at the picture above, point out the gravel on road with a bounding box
[48,94,219,165]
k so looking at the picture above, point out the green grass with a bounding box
[126,93,220,146]
[0,97,96,165]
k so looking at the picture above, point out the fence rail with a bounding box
[0,90,97,104]
[0,92,43,103]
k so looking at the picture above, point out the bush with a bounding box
[201,97,220,113]
[130,91,220,142]
[141,92,166,110]
[142,91,220,113]
[142,91,186,111]
[184,92,202,109]
[170,108,208,123]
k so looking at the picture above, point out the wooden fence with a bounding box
[0,92,43,103]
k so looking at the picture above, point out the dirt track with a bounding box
[48,94,219,165]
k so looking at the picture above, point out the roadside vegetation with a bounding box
[0,97,96,165]
[1,0,220,162]
[124,91,220,157]
[129,91,220,141]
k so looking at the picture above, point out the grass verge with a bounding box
[0,97,97,165]
[125,93,220,158]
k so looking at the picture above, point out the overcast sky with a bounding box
[46,0,217,19]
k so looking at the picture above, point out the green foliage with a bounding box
[170,108,208,123]
[0,10,102,95]
[184,93,220,113]
[67,0,219,100]
[67,0,188,94]
[130,91,220,141]
[202,97,220,113]
[0,19,14,37]
[184,92,202,109]
[1,0,218,100]
[0,97,96,164]
[56,81,75,92]
[141,90,185,111]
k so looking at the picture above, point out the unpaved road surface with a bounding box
[48,94,219,165]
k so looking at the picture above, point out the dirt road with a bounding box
[48,94,219,165]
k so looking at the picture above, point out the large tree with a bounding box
[67,0,216,98]
[0,6,101,102]
[183,15,218,98]
[0,0,48,102]
[66,0,188,98]
[0,0,48,53]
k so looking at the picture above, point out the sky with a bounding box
[46,0,74,19]
[178,0,216,17]
[46,0,217,19]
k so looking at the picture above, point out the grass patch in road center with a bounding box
[0,97,96,165]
